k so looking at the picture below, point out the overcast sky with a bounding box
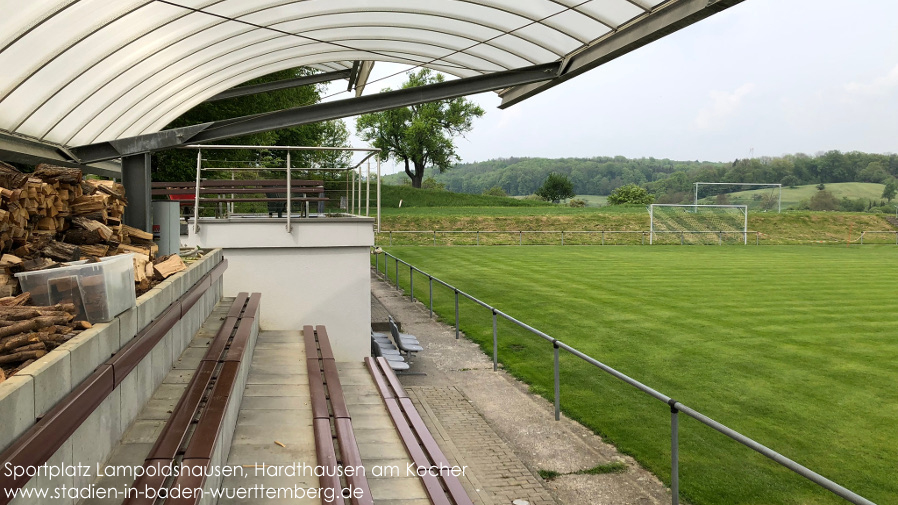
[323,0,898,173]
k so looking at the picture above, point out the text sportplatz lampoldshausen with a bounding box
[3,462,468,502]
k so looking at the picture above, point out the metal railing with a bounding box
[859,231,898,244]
[372,250,876,505]
[376,230,763,246]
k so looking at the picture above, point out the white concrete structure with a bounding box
[186,217,374,362]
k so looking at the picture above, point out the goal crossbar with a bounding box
[649,204,748,245]
[694,182,782,213]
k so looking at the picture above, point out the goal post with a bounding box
[694,182,782,213]
[649,204,748,245]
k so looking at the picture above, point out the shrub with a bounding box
[482,186,507,197]
[608,184,654,205]
[809,189,839,211]
[568,198,587,208]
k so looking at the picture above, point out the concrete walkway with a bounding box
[219,330,429,505]
[372,272,672,505]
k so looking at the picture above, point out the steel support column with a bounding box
[122,153,152,232]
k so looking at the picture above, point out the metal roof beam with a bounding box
[499,0,746,108]
[203,69,352,102]
[0,132,121,178]
[69,62,560,164]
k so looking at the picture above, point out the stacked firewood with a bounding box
[0,162,165,295]
[0,292,90,382]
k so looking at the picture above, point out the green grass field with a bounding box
[698,182,888,209]
[377,246,896,505]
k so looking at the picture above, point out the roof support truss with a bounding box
[499,0,746,108]
[69,62,560,164]
[203,69,352,103]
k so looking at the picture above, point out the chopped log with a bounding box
[22,257,56,271]
[12,342,47,353]
[0,303,76,315]
[117,243,152,257]
[63,228,104,245]
[154,255,186,279]
[0,254,23,268]
[74,320,92,330]
[122,224,153,241]
[0,320,38,340]
[0,349,46,365]
[0,367,5,383]
[71,216,113,240]
[34,314,75,327]
[41,241,80,262]
[0,292,30,307]
[0,162,28,189]
[0,332,40,352]
[34,164,83,185]
[79,244,109,257]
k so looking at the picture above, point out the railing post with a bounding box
[433,230,436,246]
[680,232,684,245]
[670,400,680,505]
[395,258,399,287]
[385,253,388,282]
[454,289,460,339]
[519,231,523,246]
[757,232,760,246]
[602,231,605,245]
[375,252,379,276]
[429,276,433,318]
[553,342,560,421]
[642,232,645,245]
[409,266,414,302]
[492,309,498,372]
[390,231,393,246]
[477,231,480,246]
[561,231,564,246]
[719,231,722,246]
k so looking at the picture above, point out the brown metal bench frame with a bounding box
[304,325,374,505]
[366,357,474,505]
[0,258,229,504]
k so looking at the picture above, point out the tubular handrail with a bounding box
[372,250,876,505]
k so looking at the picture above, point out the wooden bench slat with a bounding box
[306,358,330,420]
[334,419,374,505]
[316,325,336,360]
[312,418,347,505]
[322,359,350,419]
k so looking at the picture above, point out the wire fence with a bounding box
[372,250,876,505]
[375,230,898,246]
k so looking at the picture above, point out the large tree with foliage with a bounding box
[536,173,575,203]
[153,67,349,181]
[355,69,484,188]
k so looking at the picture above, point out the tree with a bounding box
[536,173,575,203]
[882,179,897,202]
[809,189,839,211]
[356,69,484,188]
[608,184,654,205]
[780,175,800,188]
[152,67,330,182]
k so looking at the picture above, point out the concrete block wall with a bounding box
[0,249,225,504]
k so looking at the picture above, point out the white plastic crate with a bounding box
[15,254,137,323]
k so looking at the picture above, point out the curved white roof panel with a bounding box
[0,0,743,155]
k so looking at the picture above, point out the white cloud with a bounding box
[844,64,898,96]
[693,83,756,131]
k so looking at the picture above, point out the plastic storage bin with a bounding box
[15,254,137,323]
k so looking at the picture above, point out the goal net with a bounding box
[694,182,781,212]
[649,204,748,245]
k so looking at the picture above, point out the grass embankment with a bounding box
[706,182,889,209]
[379,246,897,505]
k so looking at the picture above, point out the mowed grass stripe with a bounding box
[381,245,897,505]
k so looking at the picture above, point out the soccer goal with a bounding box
[694,182,781,213]
[648,204,748,245]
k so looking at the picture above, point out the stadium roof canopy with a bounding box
[0,0,744,174]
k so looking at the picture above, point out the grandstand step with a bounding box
[79,299,236,505]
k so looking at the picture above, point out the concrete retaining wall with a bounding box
[0,249,224,504]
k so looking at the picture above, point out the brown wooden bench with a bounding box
[124,292,260,505]
[304,325,373,505]
[366,357,474,505]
